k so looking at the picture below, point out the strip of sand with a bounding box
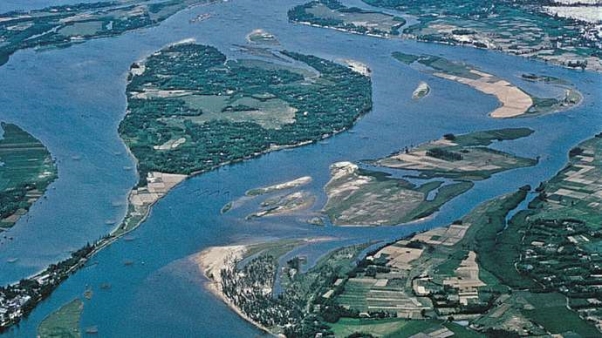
[337,59,371,77]
[433,72,533,118]
[192,245,273,334]
[193,237,337,334]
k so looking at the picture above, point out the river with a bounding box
[0,0,601,336]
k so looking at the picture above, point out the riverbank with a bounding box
[0,123,57,232]
[194,237,357,337]
[192,245,274,335]
[0,39,375,332]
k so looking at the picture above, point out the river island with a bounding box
[0,41,372,331]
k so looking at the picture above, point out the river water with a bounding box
[0,0,601,336]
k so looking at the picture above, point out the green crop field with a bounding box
[0,123,57,227]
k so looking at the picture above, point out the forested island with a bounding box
[0,0,213,67]
[375,128,538,179]
[121,43,372,182]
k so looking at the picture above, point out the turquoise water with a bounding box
[0,0,601,336]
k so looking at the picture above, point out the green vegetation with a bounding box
[521,73,570,86]
[120,43,372,184]
[219,242,371,337]
[452,128,534,146]
[363,0,601,72]
[0,243,95,330]
[465,187,533,289]
[391,52,420,65]
[330,318,446,337]
[472,133,602,332]
[394,53,479,79]
[37,298,83,338]
[459,134,602,335]
[519,292,600,336]
[321,128,534,227]
[426,148,463,162]
[322,162,472,226]
[288,0,405,37]
[0,0,209,67]
[243,239,303,260]
[0,123,57,229]
[376,128,537,180]
[324,188,530,336]
[404,181,474,221]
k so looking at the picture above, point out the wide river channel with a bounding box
[0,0,601,336]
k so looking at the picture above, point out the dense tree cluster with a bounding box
[426,148,464,161]
[1,184,36,220]
[219,246,367,337]
[120,44,372,184]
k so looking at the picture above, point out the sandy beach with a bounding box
[433,72,533,118]
[192,245,274,335]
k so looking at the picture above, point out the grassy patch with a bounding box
[37,298,83,338]
[329,318,442,337]
[392,52,421,65]
[376,128,537,180]
[407,181,474,220]
[324,164,467,226]
[520,292,600,336]
[470,190,537,289]
[453,128,534,147]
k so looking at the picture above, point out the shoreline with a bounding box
[291,21,601,74]
[193,237,337,336]
[192,245,275,336]
[0,49,373,330]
